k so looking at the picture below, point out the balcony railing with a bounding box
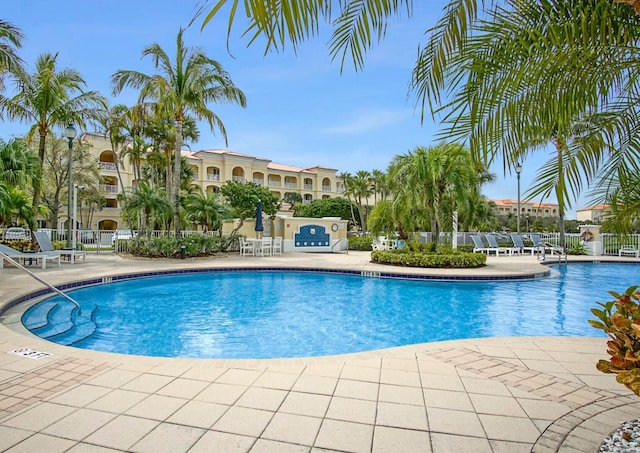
[253,178,264,185]
[100,162,117,171]
[322,185,331,192]
[303,184,313,190]
[101,184,119,194]
[284,182,297,189]
[231,176,245,182]
[268,180,281,187]
[206,173,221,181]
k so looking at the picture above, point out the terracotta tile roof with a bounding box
[577,204,611,212]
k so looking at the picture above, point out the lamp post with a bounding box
[72,185,84,249]
[515,162,522,234]
[65,125,77,249]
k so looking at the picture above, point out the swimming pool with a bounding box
[21,262,637,359]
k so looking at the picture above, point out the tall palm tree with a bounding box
[112,28,247,237]
[350,170,373,232]
[0,20,24,92]
[0,52,107,229]
[100,104,131,203]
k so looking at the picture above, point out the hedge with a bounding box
[371,250,487,268]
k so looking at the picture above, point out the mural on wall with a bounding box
[294,225,330,247]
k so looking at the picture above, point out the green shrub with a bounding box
[126,235,229,258]
[349,236,372,251]
[371,250,486,268]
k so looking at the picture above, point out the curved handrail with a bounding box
[331,238,349,253]
[0,251,82,314]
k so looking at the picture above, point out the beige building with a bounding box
[576,204,611,223]
[490,199,560,218]
[79,133,344,231]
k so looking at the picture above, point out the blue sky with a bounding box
[3,1,585,216]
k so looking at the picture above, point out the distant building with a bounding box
[576,204,611,223]
[72,133,344,231]
[489,199,560,218]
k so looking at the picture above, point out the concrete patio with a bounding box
[0,251,638,452]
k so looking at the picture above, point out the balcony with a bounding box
[268,180,281,188]
[253,178,264,185]
[322,185,331,192]
[232,176,245,183]
[206,173,221,181]
[100,162,117,171]
[284,182,297,189]
[303,184,313,190]
[101,184,119,194]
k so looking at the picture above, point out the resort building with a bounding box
[576,204,611,223]
[79,133,344,231]
[489,199,560,218]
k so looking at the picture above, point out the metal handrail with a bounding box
[0,251,82,314]
[331,238,349,254]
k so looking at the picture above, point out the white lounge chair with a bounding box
[0,243,60,269]
[486,234,516,256]
[510,234,539,256]
[33,231,86,264]
[619,246,640,258]
[471,235,499,256]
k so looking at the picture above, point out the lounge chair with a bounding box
[33,231,86,264]
[0,243,60,269]
[510,234,539,256]
[471,234,499,256]
[619,246,640,258]
[486,234,517,256]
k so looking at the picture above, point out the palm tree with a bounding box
[389,143,485,243]
[121,181,171,238]
[0,52,107,229]
[99,104,131,202]
[350,170,373,232]
[112,28,247,237]
[0,138,38,188]
[0,20,24,92]
[413,1,640,209]
[184,189,228,232]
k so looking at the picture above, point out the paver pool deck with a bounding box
[0,250,639,452]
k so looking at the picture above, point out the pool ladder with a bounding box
[539,243,568,264]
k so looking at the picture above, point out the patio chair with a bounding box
[272,237,283,255]
[0,243,60,269]
[256,237,273,257]
[471,235,499,256]
[510,234,539,256]
[486,234,516,256]
[239,237,254,257]
[33,231,86,264]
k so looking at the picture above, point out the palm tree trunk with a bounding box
[30,132,47,232]
[173,118,183,237]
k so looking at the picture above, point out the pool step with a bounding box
[23,301,58,330]
[47,305,97,346]
[31,302,76,338]
[27,300,98,345]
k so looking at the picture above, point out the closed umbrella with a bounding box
[255,199,264,238]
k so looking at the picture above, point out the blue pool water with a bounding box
[23,263,638,359]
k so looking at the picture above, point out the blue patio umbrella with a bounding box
[255,199,264,238]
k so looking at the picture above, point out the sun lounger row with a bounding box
[471,234,545,256]
[0,244,60,269]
